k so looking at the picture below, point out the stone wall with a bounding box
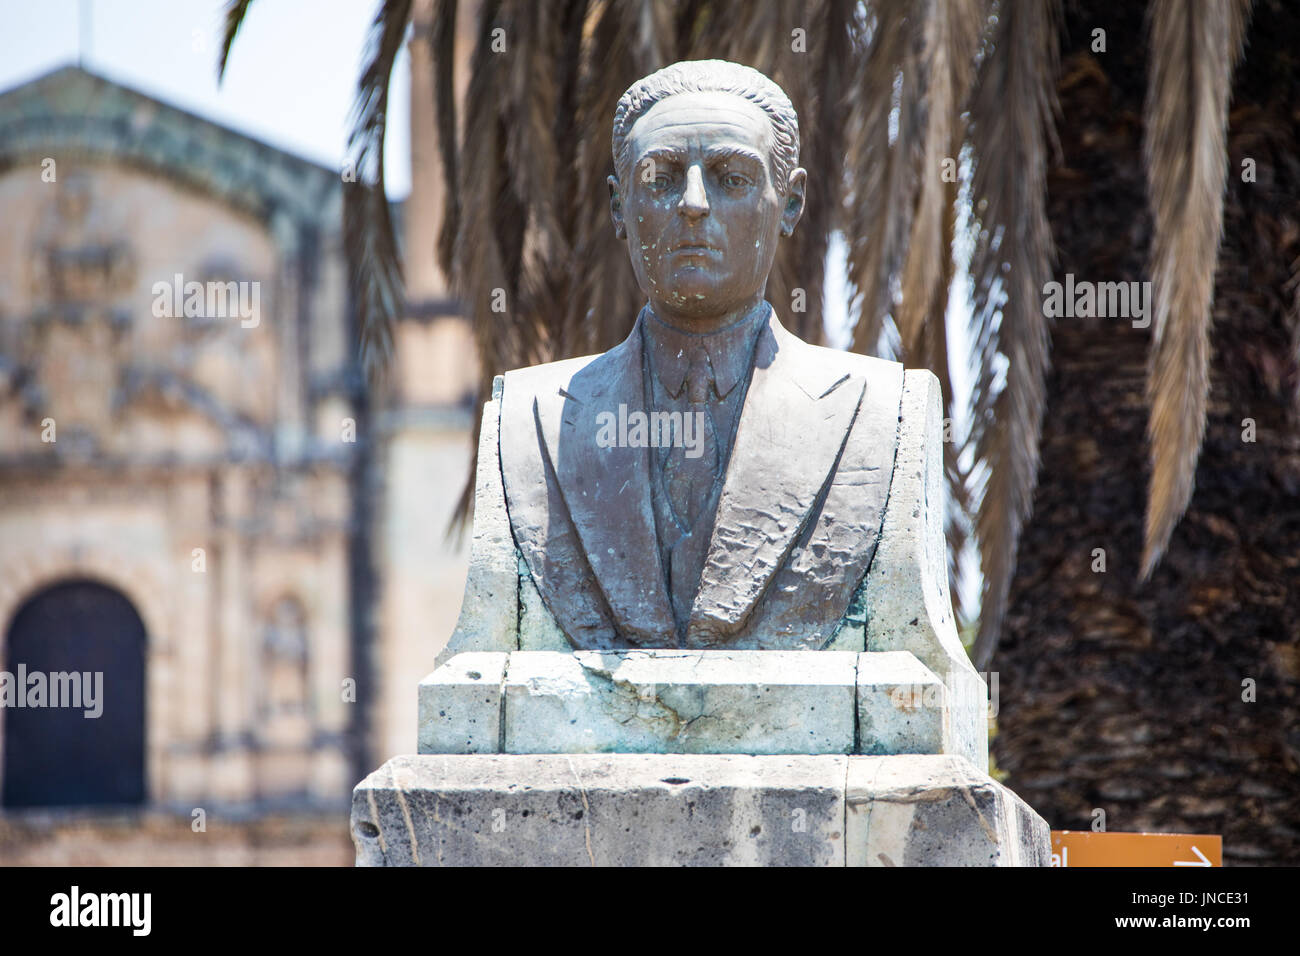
[0,811,352,866]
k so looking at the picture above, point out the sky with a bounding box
[0,0,412,196]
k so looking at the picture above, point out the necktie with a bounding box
[662,347,721,628]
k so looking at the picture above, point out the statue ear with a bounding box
[608,175,627,240]
[779,167,807,237]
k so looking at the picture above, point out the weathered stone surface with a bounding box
[352,753,1049,866]
[516,556,569,651]
[420,649,973,758]
[823,576,869,652]
[416,652,507,754]
[856,651,950,756]
[845,755,1051,866]
[352,753,847,866]
[433,386,518,669]
[503,650,857,754]
[863,370,989,772]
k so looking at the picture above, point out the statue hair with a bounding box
[611,60,800,195]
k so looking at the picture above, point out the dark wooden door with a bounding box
[2,579,147,807]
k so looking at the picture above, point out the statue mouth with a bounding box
[670,241,719,254]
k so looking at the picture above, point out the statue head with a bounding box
[608,60,806,329]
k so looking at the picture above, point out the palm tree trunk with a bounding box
[994,0,1300,864]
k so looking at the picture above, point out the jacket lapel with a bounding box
[534,315,678,645]
[687,312,866,645]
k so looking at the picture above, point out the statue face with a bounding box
[610,91,805,325]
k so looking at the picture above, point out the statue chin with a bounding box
[654,283,750,322]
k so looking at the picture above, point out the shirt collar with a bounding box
[641,302,769,400]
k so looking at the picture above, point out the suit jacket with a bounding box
[498,306,904,651]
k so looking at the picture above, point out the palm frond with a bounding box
[1290,253,1300,417]
[1140,0,1251,578]
[430,0,461,277]
[762,0,839,345]
[777,0,852,345]
[216,0,254,83]
[345,0,413,388]
[896,2,982,626]
[549,0,594,358]
[967,0,1061,669]
[896,0,982,358]
[454,0,517,378]
[930,173,974,628]
[844,0,924,354]
[566,0,659,360]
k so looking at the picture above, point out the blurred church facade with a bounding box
[0,10,477,817]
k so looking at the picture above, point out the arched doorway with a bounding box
[2,579,147,808]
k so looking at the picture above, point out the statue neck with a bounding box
[646,296,769,337]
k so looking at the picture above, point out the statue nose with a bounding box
[678,164,709,220]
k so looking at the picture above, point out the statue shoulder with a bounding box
[822,345,903,379]
[500,351,605,400]
[786,336,906,388]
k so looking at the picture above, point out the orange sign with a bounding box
[1051,831,1222,867]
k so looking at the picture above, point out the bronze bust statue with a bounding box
[355,63,1018,870]
[492,60,904,652]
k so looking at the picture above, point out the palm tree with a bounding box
[222,0,1299,862]
[995,0,1300,866]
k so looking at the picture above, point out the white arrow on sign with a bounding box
[1173,845,1211,867]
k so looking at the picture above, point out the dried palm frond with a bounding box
[844,0,924,355]
[1291,254,1300,417]
[895,0,982,356]
[1140,0,1251,579]
[216,0,255,83]
[895,1,982,630]
[548,0,595,358]
[454,0,520,374]
[637,0,674,70]
[967,0,1061,669]
[346,0,413,387]
[430,0,461,276]
[567,0,647,359]
[219,0,410,388]
[505,0,566,321]
[443,0,513,526]
[930,173,976,628]
[776,0,852,345]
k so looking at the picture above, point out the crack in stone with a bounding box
[576,655,710,740]
[565,757,596,867]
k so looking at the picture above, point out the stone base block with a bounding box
[417,652,506,753]
[504,650,857,755]
[417,650,960,757]
[351,753,1049,866]
[846,755,1050,866]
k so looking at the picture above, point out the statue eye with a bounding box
[723,172,751,189]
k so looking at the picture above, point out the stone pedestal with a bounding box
[353,648,1049,866]
[352,753,1048,867]
[416,650,966,758]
